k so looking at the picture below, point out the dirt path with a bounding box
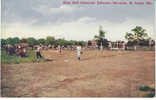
[1,50,155,97]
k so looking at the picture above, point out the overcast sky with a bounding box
[1,0,155,41]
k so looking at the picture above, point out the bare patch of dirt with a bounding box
[1,50,155,97]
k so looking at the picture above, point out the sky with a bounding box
[1,0,155,41]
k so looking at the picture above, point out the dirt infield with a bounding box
[1,50,155,97]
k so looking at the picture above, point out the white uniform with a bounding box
[37,46,42,52]
[23,48,26,53]
[77,46,81,58]
[100,45,103,51]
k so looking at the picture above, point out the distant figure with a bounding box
[18,45,21,49]
[58,45,62,54]
[8,45,15,56]
[118,42,121,49]
[134,45,137,51]
[100,43,103,51]
[122,42,126,50]
[117,42,120,49]
[18,48,23,57]
[36,46,42,58]
[108,42,112,50]
[149,39,153,48]
[117,41,121,50]
[76,44,82,60]
[23,48,27,57]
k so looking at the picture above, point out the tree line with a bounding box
[1,36,87,48]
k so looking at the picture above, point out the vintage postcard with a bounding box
[1,0,155,97]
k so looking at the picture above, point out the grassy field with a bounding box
[1,50,155,97]
[1,49,46,64]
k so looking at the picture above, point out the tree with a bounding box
[131,26,148,41]
[68,40,77,45]
[38,38,46,45]
[27,37,39,46]
[6,37,20,45]
[125,26,150,49]
[94,26,107,48]
[46,36,55,45]
[21,38,27,43]
[78,41,87,47]
[56,38,66,46]
[125,26,149,46]
[125,32,134,41]
[94,26,106,41]
[1,39,7,47]
[13,37,20,44]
